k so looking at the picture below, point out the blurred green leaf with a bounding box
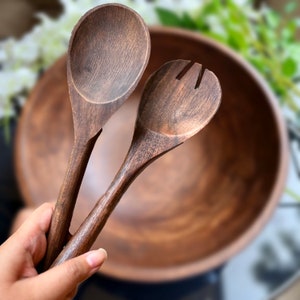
[282,57,298,77]
[286,43,300,61]
[227,28,248,50]
[181,12,198,29]
[265,10,280,28]
[284,1,297,14]
[205,31,226,44]
[201,0,221,15]
[281,20,298,42]
[155,7,182,27]
[248,56,267,73]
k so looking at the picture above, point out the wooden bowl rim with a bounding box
[14,26,289,282]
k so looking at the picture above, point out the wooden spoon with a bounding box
[44,3,150,268]
[51,59,222,267]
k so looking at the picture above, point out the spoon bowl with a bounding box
[70,4,150,104]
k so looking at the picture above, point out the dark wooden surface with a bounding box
[15,27,289,282]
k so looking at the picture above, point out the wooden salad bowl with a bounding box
[15,27,289,282]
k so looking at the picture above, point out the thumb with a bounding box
[23,248,107,300]
[0,203,53,281]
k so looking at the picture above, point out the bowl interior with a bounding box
[15,27,287,282]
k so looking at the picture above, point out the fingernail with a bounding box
[86,248,107,269]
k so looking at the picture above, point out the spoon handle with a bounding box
[51,125,179,267]
[43,132,101,269]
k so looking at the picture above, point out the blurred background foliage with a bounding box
[0,0,299,123]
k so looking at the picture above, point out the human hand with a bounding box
[0,203,107,300]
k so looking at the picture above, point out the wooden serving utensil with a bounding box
[51,59,222,267]
[43,4,150,268]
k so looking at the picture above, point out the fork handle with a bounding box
[50,125,179,267]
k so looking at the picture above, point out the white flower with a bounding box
[0,68,36,97]
[12,36,40,65]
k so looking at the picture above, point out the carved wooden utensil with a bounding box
[43,3,150,268]
[51,59,222,267]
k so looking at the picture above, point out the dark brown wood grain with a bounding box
[15,27,289,282]
[51,59,221,266]
[43,3,150,269]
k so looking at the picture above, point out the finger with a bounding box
[15,202,54,264]
[0,203,54,281]
[23,248,107,300]
[10,208,35,234]
[15,202,54,237]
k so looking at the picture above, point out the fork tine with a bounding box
[176,61,194,80]
[177,62,203,89]
[197,69,222,108]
